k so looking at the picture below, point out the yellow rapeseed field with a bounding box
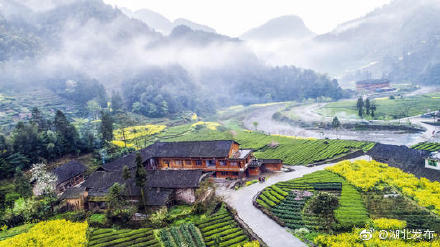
[113,124,166,141]
[0,219,88,247]
[326,160,440,215]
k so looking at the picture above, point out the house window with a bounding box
[196,160,203,166]
[175,160,183,166]
[207,160,216,167]
[230,161,238,167]
[164,160,170,167]
[185,160,192,166]
[220,172,228,176]
[219,160,227,166]
[429,160,437,167]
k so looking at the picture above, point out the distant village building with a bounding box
[59,140,282,210]
[356,79,391,92]
[425,152,440,171]
[53,160,86,193]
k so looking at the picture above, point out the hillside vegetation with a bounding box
[256,160,440,245]
[318,94,440,120]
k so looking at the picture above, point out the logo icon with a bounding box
[360,229,373,241]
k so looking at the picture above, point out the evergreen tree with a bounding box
[122,165,131,195]
[356,97,364,118]
[365,98,371,115]
[135,153,147,208]
[31,107,47,131]
[54,110,79,154]
[100,111,114,144]
[11,122,42,163]
[332,116,341,128]
[370,103,377,118]
[14,168,32,198]
[111,91,124,113]
[107,182,126,211]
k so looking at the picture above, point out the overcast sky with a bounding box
[103,0,392,36]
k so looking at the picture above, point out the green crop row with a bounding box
[256,170,369,232]
[196,210,251,247]
[411,142,440,152]
[159,223,205,247]
[88,228,159,247]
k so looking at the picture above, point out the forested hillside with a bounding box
[0,0,347,119]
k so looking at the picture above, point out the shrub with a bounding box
[149,207,168,228]
[88,214,107,227]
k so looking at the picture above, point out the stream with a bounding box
[242,104,439,146]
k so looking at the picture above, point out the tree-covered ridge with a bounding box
[0,0,348,120]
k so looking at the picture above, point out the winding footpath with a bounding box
[216,155,371,247]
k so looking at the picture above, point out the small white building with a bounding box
[425,152,440,171]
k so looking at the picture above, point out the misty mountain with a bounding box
[168,25,238,46]
[0,0,346,118]
[0,13,40,61]
[312,0,440,84]
[121,7,215,35]
[241,15,315,41]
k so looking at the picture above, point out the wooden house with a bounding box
[103,140,283,179]
[356,79,391,92]
[141,140,254,179]
[60,169,205,211]
[53,161,86,193]
[425,152,440,171]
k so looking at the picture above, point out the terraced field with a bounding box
[411,142,440,152]
[87,228,160,247]
[149,125,374,165]
[195,210,250,247]
[159,223,206,247]
[0,89,81,132]
[256,170,369,231]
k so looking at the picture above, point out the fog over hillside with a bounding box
[120,7,216,35]
[0,0,345,117]
[241,0,440,85]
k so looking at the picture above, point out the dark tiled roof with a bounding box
[54,161,86,185]
[83,169,203,198]
[103,140,237,171]
[356,79,390,85]
[147,170,203,188]
[82,170,139,197]
[59,186,85,200]
[146,188,173,206]
[148,140,236,158]
[103,148,155,171]
[260,159,282,164]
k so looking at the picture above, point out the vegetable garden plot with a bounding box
[159,223,206,247]
[87,228,160,247]
[256,170,368,231]
[195,211,250,247]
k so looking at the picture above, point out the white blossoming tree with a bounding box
[31,163,57,196]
